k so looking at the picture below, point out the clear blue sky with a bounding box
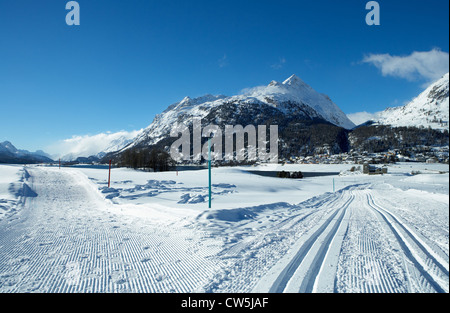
[0,0,449,152]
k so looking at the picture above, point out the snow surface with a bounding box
[0,165,23,220]
[0,162,448,293]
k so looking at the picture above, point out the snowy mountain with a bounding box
[0,141,18,155]
[95,132,143,159]
[121,75,355,155]
[0,141,53,164]
[242,74,355,129]
[375,73,449,130]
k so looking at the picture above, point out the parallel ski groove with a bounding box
[367,193,448,293]
[0,168,221,293]
[268,192,354,293]
[299,200,349,292]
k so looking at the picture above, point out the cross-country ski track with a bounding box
[0,165,448,293]
[256,188,448,293]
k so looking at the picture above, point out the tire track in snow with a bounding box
[366,192,449,293]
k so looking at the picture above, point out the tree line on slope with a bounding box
[117,148,175,172]
[349,125,449,153]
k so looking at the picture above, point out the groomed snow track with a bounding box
[259,185,449,293]
[0,167,221,293]
[366,193,449,293]
[268,193,353,293]
[1,166,448,293]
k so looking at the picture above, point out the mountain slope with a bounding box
[0,141,53,164]
[375,73,449,130]
[122,75,355,155]
[240,74,355,129]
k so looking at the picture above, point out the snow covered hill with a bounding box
[120,75,355,156]
[375,73,449,130]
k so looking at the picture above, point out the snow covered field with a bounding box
[0,162,448,293]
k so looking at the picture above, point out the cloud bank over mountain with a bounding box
[47,130,142,161]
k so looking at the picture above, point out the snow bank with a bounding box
[0,165,26,220]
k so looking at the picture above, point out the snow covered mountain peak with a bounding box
[121,74,356,152]
[180,96,191,103]
[239,74,355,129]
[170,75,354,129]
[0,141,53,163]
[164,94,228,114]
[375,72,449,130]
[173,96,193,110]
[0,141,17,153]
[268,80,282,87]
[282,74,308,88]
[263,74,309,92]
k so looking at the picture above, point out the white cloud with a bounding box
[218,54,228,68]
[347,111,381,126]
[362,49,449,85]
[47,129,142,160]
[240,85,266,95]
[271,57,286,70]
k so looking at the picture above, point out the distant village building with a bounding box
[363,163,388,175]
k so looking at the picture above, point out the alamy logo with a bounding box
[366,1,380,26]
[170,118,279,163]
[66,1,80,26]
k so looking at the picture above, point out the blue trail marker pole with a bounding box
[108,160,112,188]
[208,138,212,209]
